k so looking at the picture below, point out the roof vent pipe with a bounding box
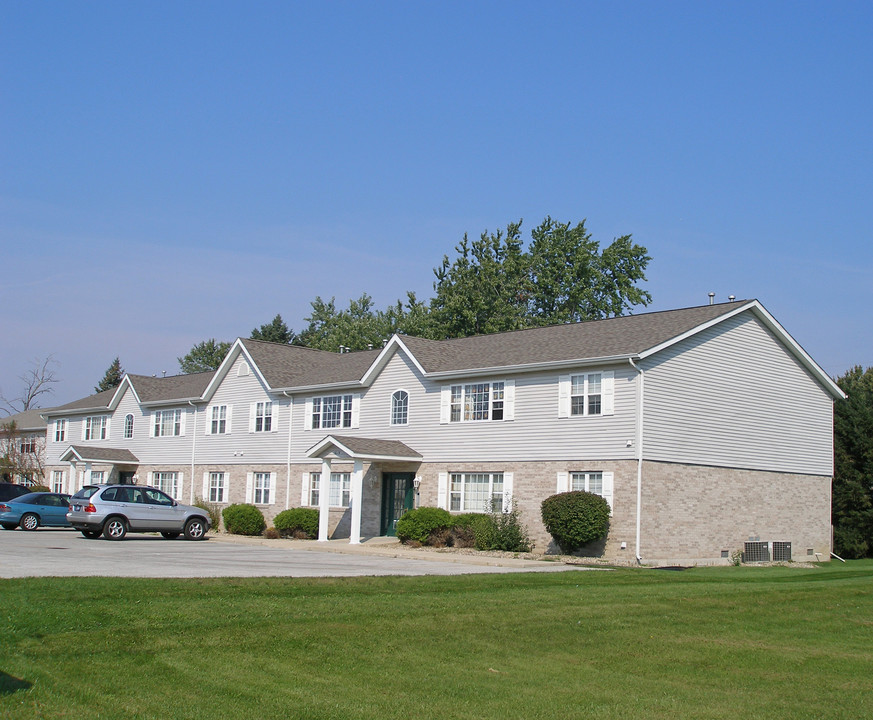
[728,295,736,302]
[708,292,715,305]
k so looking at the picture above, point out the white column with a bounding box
[349,459,364,544]
[318,458,331,542]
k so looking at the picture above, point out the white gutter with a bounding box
[628,358,644,565]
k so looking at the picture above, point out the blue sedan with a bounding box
[0,492,72,530]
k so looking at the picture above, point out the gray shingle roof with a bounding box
[49,388,118,413]
[127,372,215,403]
[310,435,422,460]
[61,446,139,463]
[0,408,49,430]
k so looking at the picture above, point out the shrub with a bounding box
[396,506,452,545]
[193,497,222,532]
[487,499,532,552]
[453,513,496,550]
[541,491,610,554]
[264,527,280,539]
[29,485,51,493]
[273,508,319,539]
[222,503,266,536]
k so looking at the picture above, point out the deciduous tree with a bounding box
[0,356,59,414]
[178,339,232,374]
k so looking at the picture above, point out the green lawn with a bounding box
[2,561,872,719]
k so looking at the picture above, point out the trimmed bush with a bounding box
[452,513,495,550]
[541,491,610,554]
[396,507,452,545]
[273,508,319,539]
[222,503,266,536]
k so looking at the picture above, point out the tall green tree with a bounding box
[528,217,651,324]
[429,221,530,338]
[95,357,124,393]
[250,314,295,344]
[833,366,873,557]
[295,294,413,352]
[178,339,232,374]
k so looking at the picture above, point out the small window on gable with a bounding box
[124,414,134,439]
[391,390,409,425]
[238,362,250,377]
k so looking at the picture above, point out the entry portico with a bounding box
[305,435,422,544]
[59,446,140,490]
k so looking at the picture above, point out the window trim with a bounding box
[250,401,275,433]
[203,471,226,503]
[123,414,134,439]
[558,371,614,418]
[305,394,360,431]
[83,415,108,441]
[152,409,184,437]
[246,471,275,504]
[151,470,181,499]
[54,419,66,443]
[557,470,614,511]
[440,380,514,424]
[390,389,409,426]
[438,471,513,513]
[307,471,351,508]
[207,404,231,435]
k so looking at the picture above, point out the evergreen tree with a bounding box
[178,339,232,374]
[250,314,295,344]
[95,357,124,393]
[833,366,873,557]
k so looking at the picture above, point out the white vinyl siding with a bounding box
[642,313,835,475]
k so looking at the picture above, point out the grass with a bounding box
[2,561,872,719]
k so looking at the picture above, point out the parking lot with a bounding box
[0,528,581,578]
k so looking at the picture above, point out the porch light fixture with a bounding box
[413,477,421,490]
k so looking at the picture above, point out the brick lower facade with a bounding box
[47,457,832,564]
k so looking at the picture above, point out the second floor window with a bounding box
[450,382,504,422]
[571,373,602,416]
[54,419,66,442]
[210,405,228,434]
[391,390,409,425]
[312,395,352,429]
[19,437,36,454]
[124,414,134,439]
[84,416,108,440]
[154,409,182,437]
[254,402,272,432]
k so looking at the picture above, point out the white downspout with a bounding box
[283,391,293,510]
[188,401,197,504]
[628,358,644,565]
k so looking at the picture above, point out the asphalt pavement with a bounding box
[0,527,584,578]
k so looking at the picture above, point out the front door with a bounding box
[118,472,136,485]
[381,473,415,536]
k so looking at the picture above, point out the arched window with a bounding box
[391,390,409,426]
[124,414,134,439]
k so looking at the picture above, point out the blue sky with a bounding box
[2,1,871,408]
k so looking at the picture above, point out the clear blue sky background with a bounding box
[2,1,871,408]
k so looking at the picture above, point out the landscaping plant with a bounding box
[221,503,266,536]
[541,490,610,553]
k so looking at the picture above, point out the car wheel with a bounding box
[184,517,207,540]
[21,513,39,531]
[103,517,127,540]
[81,530,101,539]
[1,523,17,530]
[161,532,180,539]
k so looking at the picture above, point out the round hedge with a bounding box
[273,508,319,538]
[222,503,266,536]
[395,506,452,545]
[540,491,610,554]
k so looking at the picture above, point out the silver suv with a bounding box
[67,484,210,541]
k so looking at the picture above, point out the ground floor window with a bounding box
[52,470,65,493]
[571,471,602,494]
[449,472,503,512]
[209,472,225,503]
[309,472,351,508]
[90,470,105,484]
[254,472,272,504]
[154,471,179,499]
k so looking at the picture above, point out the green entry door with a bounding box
[381,473,415,536]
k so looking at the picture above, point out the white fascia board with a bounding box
[202,339,272,401]
[637,300,845,400]
[359,335,427,386]
[425,354,635,381]
[108,376,140,410]
[43,404,112,418]
[139,397,206,408]
[273,380,365,396]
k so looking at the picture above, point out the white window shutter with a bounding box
[440,386,451,424]
[556,471,569,493]
[147,471,153,486]
[558,375,571,418]
[271,403,279,433]
[437,472,448,509]
[81,421,87,441]
[602,371,615,416]
[304,398,313,431]
[269,473,276,503]
[205,407,213,435]
[502,472,514,512]
[503,379,515,421]
[225,405,233,434]
[249,403,256,433]
[179,410,186,436]
[177,472,184,500]
[105,417,111,439]
[351,394,361,428]
[202,472,209,499]
[601,471,614,512]
[301,472,310,506]
[245,472,254,504]
[149,413,156,438]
